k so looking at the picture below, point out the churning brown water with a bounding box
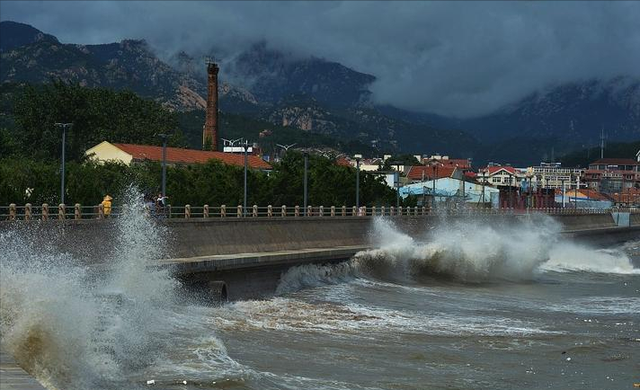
[1,195,638,390]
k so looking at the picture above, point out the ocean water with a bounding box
[1,196,638,390]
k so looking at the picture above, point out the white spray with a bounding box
[0,188,182,389]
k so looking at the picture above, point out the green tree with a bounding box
[12,81,183,161]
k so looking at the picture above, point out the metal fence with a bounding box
[0,203,637,221]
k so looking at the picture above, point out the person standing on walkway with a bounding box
[101,195,113,217]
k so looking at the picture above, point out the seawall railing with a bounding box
[0,203,637,221]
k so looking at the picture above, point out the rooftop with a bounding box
[589,158,638,166]
[111,143,272,169]
[406,166,457,181]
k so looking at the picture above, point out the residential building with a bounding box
[422,155,472,170]
[560,188,613,209]
[399,177,499,208]
[525,162,584,189]
[588,158,639,172]
[582,158,640,193]
[405,166,462,183]
[85,141,272,170]
[477,166,524,188]
[609,187,640,206]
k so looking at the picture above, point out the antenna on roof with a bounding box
[599,126,607,159]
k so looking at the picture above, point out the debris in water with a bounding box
[146,379,155,385]
[566,357,571,362]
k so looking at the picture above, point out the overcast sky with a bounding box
[2,1,639,117]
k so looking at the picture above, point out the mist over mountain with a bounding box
[1,20,638,165]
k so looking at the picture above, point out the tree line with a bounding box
[0,81,406,207]
[0,152,400,207]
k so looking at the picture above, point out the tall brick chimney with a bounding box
[203,61,219,150]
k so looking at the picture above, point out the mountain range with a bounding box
[1,20,639,165]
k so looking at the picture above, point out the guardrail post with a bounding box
[390,206,395,216]
[58,204,65,220]
[25,203,32,220]
[185,204,191,219]
[221,205,226,217]
[204,204,209,218]
[341,205,346,216]
[237,205,242,217]
[307,205,313,217]
[330,206,336,217]
[42,203,49,220]
[422,206,427,215]
[268,205,273,217]
[398,206,403,216]
[75,203,81,220]
[167,205,172,218]
[319,206,324,217]
[352,206,357,216]
[295,205,300,217]
[98,204,104,219]
[281,205,287,217]
[252,205,258,217]
[381,206,385,216]
[9,203,16,220]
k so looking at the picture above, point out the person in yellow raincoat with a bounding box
[101,195,113,217]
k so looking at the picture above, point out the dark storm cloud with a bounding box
[2,1,639,117]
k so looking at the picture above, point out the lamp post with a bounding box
[54,122,72,205]
[276,143,296,161]
[560,178,565,208]
[355,156,361,209]
[157,133,169,197]
[243,140,249,216]
[303,152,308,216]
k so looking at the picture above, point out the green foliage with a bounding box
[5,81,183,161]
[382,154,421,170]
[0,152,401,207]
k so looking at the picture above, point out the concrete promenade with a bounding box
[0,348,47,390]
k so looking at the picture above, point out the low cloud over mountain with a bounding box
[2,1,640,117]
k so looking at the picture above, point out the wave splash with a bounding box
[278,215,637,293]
[0,187,225,389]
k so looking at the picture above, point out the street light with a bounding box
[157,133,170,197]
[355,156,361,209]
[54,122,72,205]
[303,152,309,216]
[276,143,296,160]
[243,140,249,216]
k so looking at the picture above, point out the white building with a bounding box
[526,162,584,189]
[477,166,524,188]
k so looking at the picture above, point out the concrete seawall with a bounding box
[1,213,637,299]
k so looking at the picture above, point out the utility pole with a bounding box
[393,162,403,208]
[157,133,170,197]
[303,152,308,216]
[355,156,361,209]
[600,127,607,159]
[55,123,73,205]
